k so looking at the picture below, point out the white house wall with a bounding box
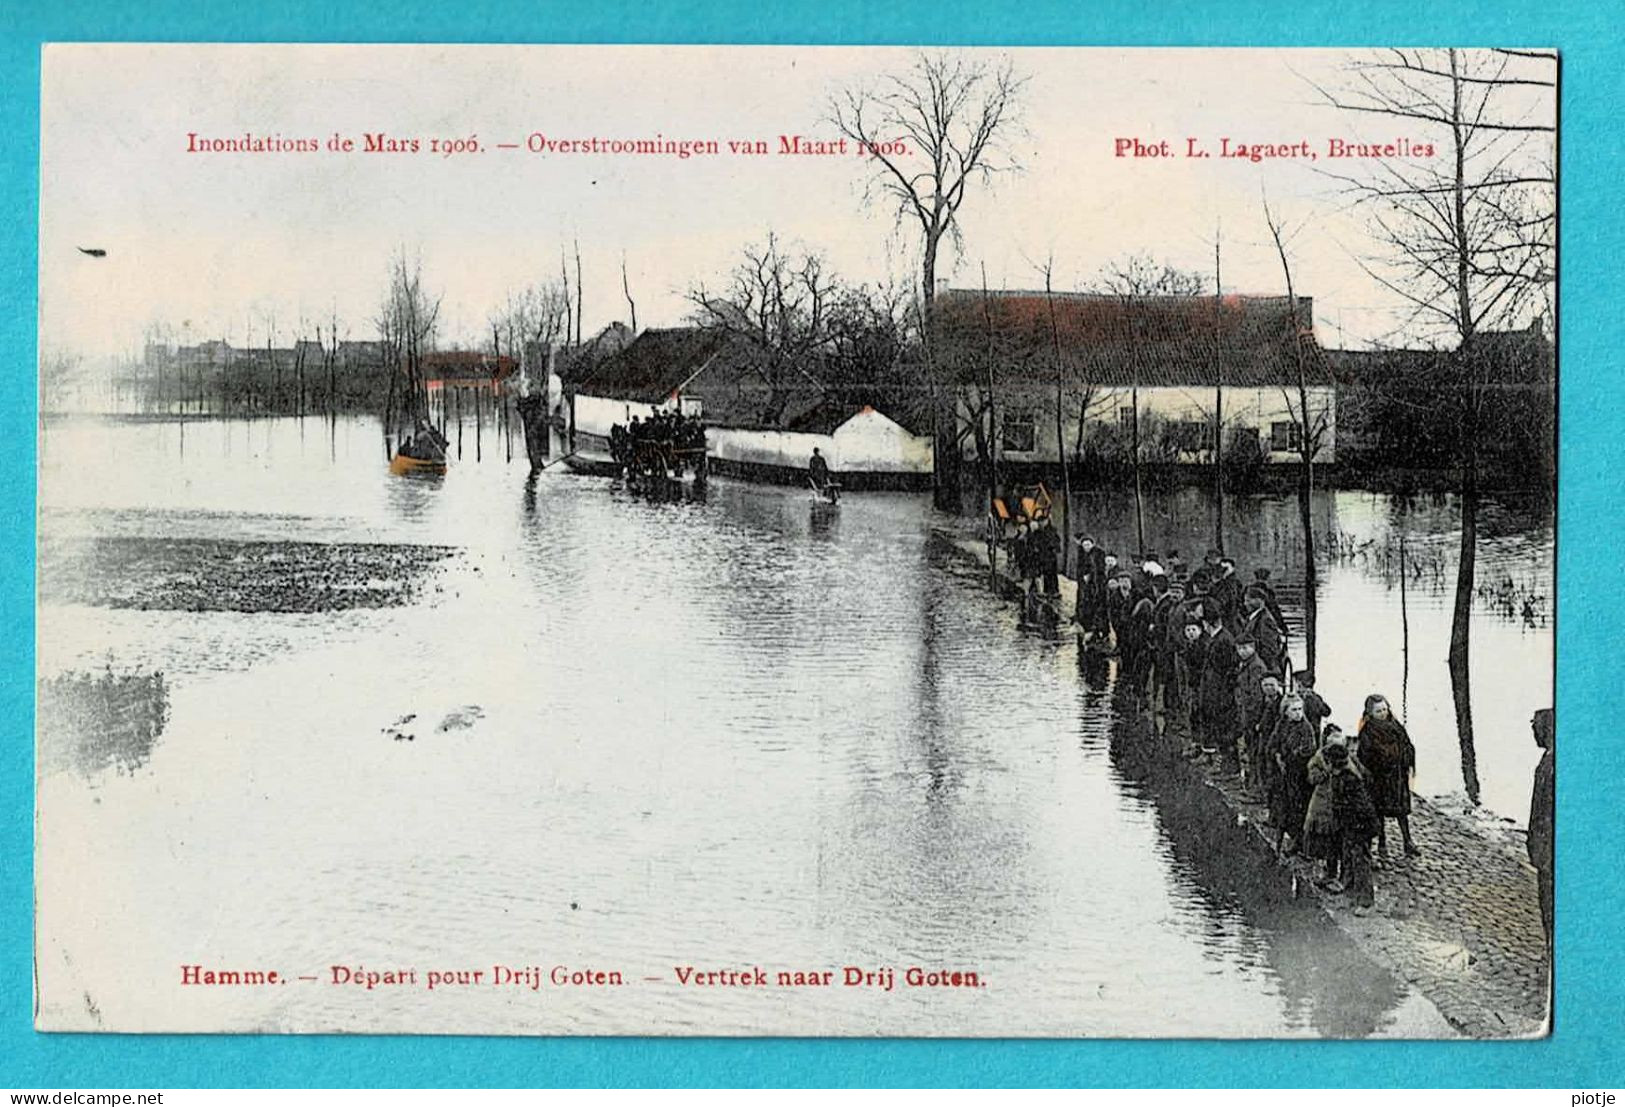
[711,413,932,475]
[573,391,668,438]
[709,427,832,472]
[830,410,935,473]
[577,389,932,475]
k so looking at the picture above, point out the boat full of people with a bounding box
[580,410,709,489]
[390,419,449,476]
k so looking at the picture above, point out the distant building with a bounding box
[422,351,518,393]
[1328,320,1553,485]
[932,288,1337,467]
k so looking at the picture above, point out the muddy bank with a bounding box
[37,668,169,778]
[38,536,458,613]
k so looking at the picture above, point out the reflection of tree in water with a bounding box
[1106,713,1415,1038]
[914,568,956,801]
[823,560,1036,951]
[38,667,170,778]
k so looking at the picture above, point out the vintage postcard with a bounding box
[35,44,1555,1037]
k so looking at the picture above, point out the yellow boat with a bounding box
[391,421,449,476]
[389,452,446,477]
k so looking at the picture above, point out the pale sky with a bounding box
[40,44,1555,362]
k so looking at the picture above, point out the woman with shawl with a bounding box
[1357,694,1421,860]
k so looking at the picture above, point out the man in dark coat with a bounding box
[1329,742,1380,909]
[1179,618,1206,748]
[1257,675,1286,825]
[1208,556,1242,630]
[1029,516,1062,595]
[1106,572,1132,649]
[1234,638,1270,795]
[1121,582,1156,705]
[1529,708,1554,953]
[808,447,831,489]
[1241,588,1285,677]
[1150,578,1187,720]
[1198,611,1240,770]
[1253,568,1289,646]
[1074,535,1108,633]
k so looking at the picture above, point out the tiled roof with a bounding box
[1325,324,1553,388]
[931,288,1332,389]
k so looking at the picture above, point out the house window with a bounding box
[1002,409,1036,453]
[1270,421,1302,452]
[1118,405,1136,430]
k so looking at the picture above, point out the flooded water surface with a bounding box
[36,414,1548,1037]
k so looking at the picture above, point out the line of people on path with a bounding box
[1032,539,1426,914]
[1003,528,1552,945]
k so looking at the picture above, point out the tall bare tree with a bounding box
[1211,225,1226,555]
[493,282,570,398]
[1035,256,1072,553]
[831,51,1027,512]
[1094,253,1208,558]
[377,252,441,438]
[621,253,638,334]
[687,234,846,425]
[1263,200,1336,677]
[1313,47,1556,803]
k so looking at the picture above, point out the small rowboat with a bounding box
[391,421,449,477]
[559,452,624,478]
[390,452,446,477]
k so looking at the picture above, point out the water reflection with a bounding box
[35,414,1515,1035]
[1106,714,1432,1038]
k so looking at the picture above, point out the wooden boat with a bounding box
[390,452,447,476]
[559,451,625,478]
[391,420,449,477]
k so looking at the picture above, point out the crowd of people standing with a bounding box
[608,410,706,475]
[1013,536,1426,914]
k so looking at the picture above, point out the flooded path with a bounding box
[34,415,1549,1036]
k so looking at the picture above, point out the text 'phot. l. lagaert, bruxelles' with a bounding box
[1115,136,1437,162]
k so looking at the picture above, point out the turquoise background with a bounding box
[3,0,1619,1088]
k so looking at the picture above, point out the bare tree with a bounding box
[1094,253,1208,558]
[1263,199,1336,677]
[687,233,844,424]
[1035,256,1072,553]
[39,346,87,419]
[831,51,1027,512]
[493,282,570,398]
[1313,47,1556,803]
[317,305,342,418]
[621,253,638,334]
[377,252,441,438]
